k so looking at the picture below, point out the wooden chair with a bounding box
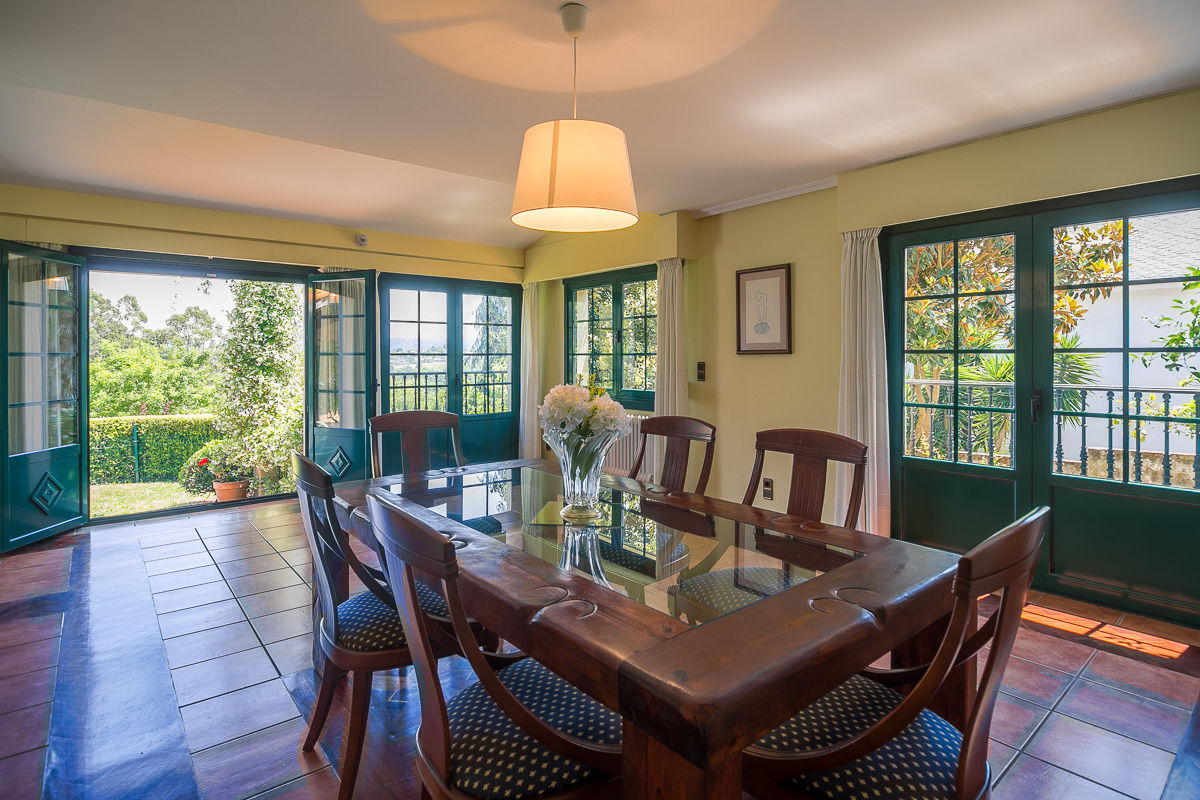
[366,493,624,800]
[741,428,868,528]
[743,507,1050,800]
[668,429,868,623]
[627,415,717,494]
[293,452,457,800]
[368,410,465,478]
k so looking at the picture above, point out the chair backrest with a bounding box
[628,415,717,494]
[747,507,1049,800]
[740,428,867,527]
[292,451,350,651]
[368,410,465,477]
[366,494,621,785]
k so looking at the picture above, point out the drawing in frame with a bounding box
[736,263,792,354]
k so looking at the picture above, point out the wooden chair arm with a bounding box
[861,611,997,686]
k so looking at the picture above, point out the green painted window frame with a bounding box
[563,265,658,411]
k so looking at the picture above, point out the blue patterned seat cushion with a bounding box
[447,658,621,799]
[753,674,963,800]
[676,566,802,618]
[449,512,504,536]
[335,580,448,651]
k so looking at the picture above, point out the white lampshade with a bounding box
[511,119,638,232]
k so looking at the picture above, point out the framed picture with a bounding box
[736,263,792,354]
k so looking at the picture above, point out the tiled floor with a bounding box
[0,500,1195,799]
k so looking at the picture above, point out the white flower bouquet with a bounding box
[539,377,631,521]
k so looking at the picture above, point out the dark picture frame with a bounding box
[736,263,792,354]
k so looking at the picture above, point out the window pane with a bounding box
[904,354,953,406]
[1054,287,1123,348]
[488,296,512,325]
[389,322,418,354]
[905,298,953,350]
[1128,208,1200,282]
[905,242,954,296]
[420,323,447,354]
[958,293,1013,350]
[958,234,1015,294]
[958,410,1012,467]
[462,323,486,354]
[421,291,447,322]
[1130,280,1200,349]
[1053,220,1124,288]
[957,353,1014,409]
[904,405,953,461]
[390,289,418,321]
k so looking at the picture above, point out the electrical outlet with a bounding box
[762,477,774,500]
[696,361,706,381]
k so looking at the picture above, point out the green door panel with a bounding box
[7,446,84,548]
[899,465,1017,553]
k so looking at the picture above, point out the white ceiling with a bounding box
[1,0,1198,249]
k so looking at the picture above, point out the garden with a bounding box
[88,276,304,517]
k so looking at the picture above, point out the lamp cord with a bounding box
[572,37,578,120]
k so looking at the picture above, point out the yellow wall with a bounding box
[523,212,698,284]
[0,183,525,282]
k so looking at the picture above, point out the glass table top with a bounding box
[377,466,866,624]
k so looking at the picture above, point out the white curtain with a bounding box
[519,282,542,458]
[836,228,890,535]
[654,257,687,417]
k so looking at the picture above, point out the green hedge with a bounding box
[90,414,219,484]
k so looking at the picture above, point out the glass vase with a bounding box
[558,527,613,589]
[543,428,619,522]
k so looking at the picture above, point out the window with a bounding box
[565,266,657,410]
[902,234,1017,467]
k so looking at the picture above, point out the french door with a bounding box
[378,276,520,473]
[306,271,376,483]
[889,188,1200,624]
[1,243,88,551]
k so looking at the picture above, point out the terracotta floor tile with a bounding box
[0,549,70,572]
[0,746,47,799]
[209,541,278,564]
[218,553,290,579]
[281,549,312,568]
[0,573,70,604]
[158,599,247,640]
[244,765,341,799]
[267,535,309,554]
[201,531,268,551]
[1009,626,1095,673]
[138,530,200,548]
[147,564,224,595]
[266,635,314,676]
[1116,613,1200,648]
[195,523,257,539]
[994,754,1131,800]
[0,561,70,588]
[0,639,60,680]
[251,607,313,645]
[0,703,52,759]
[997,656,1074,707]
[153,581,235,615]
[164,621,262,670]
[172,647,279,706]
[1025,713,1174,800]
[1082,649,1200,708]
[180,679,300,753]
[0,614,62,646]
[259,526,306,542]
[228,567,306,598]
[238,585,312,620]
[989,691,1050,749]
[192,716,328,800]
[144,551,215,576]
[987,739,1017,780]
[1057,678,1191,752]
[141,539,209,562]
[0,668,55,716]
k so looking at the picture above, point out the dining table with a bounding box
[331,458,970,800]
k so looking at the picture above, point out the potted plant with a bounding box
[180,439,253,501]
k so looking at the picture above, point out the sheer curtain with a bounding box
[519,282,542,458]
[836,228,890,535]
[654,257,687,417]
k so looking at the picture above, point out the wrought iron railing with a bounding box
[389,370,511,416]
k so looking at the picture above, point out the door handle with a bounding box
[1030,390,1043,424]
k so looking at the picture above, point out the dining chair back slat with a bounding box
[629,415,717,494]
[369,410,465,477]
[741,428,867,528]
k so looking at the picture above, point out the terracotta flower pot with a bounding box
[212,480,250,502]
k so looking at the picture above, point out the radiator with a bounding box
[605,412,654,481]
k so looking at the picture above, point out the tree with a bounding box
[905,224,1122,459]
[216,281,303,492]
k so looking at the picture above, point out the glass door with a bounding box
[380,277,520,471]
[2,243,88,551]
[306,271,375,482]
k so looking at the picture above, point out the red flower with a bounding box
[198,458,211,467]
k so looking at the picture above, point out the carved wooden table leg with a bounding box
[892,597,979,732]
[622,720,742,800]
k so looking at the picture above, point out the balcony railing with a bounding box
[389,370,511,416]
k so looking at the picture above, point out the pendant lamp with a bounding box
[510,3,637,232]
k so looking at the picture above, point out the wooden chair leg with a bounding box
[303,657,338,751]
[337,670,373,800]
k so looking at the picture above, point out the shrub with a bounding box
[90,414,219,484]
[178,439,254,493]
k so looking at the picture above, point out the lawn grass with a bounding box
[90,482,213,518]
